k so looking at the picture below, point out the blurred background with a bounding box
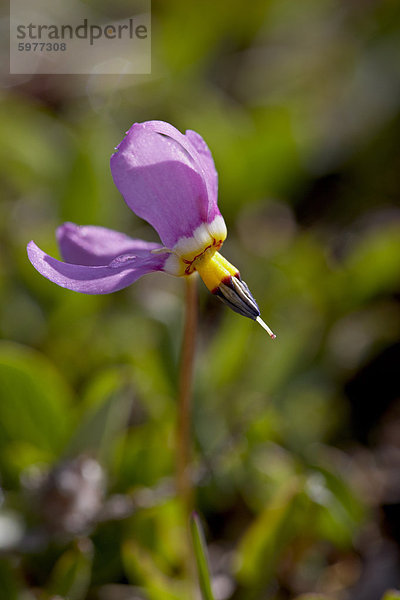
[1,0,400,598]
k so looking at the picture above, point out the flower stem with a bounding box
[176,273,198,515]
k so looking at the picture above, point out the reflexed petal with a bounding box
[57,222,163,266]
[185,129,218,220]
[146,122,219,220]
[27,241,165,295]
[110,120,222,248]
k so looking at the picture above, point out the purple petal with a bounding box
[27,241,165,295]
[110,121,222,248]
[184,129,218,221]
[57,223,163,266]
[146,122,219,220]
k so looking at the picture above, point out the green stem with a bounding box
[176,273,198,516]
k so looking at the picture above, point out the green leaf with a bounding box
[0,558,21,600]
[0,98,66,190]
[57,121,116,227]
[294,596,332,600]
[235,479,302,587]
[306,467,364,549]
[190,513,215,600]
[382,591,400,600]
[47,539,93,600]
[345,225,400,305]
[114,422,173,489]
[59,143,101,225]
[202,312,252,390]
[0,342,74,473]
[122,540,187,600]
[121,499,187,576]
[65,368,133,464]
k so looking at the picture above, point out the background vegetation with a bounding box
[1,0,400,598]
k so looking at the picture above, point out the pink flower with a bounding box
[27,121,275,337]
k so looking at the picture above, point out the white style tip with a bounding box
[256,316,276,339]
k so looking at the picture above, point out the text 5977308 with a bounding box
[18,42,67,51]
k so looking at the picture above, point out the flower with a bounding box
[27,120,275,338]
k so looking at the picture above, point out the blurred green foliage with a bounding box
[1,0,400,598]
[191,512,215,600]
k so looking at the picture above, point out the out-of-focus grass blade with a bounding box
[0,342,74,480]
[382,591,400,600]
[66,387,133,463]
[122,540,186,600]
[294,596,331,600]
[235,478,301,588]
[0,559,20,600]
[47,539,93,600]
[190,512,215,600]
